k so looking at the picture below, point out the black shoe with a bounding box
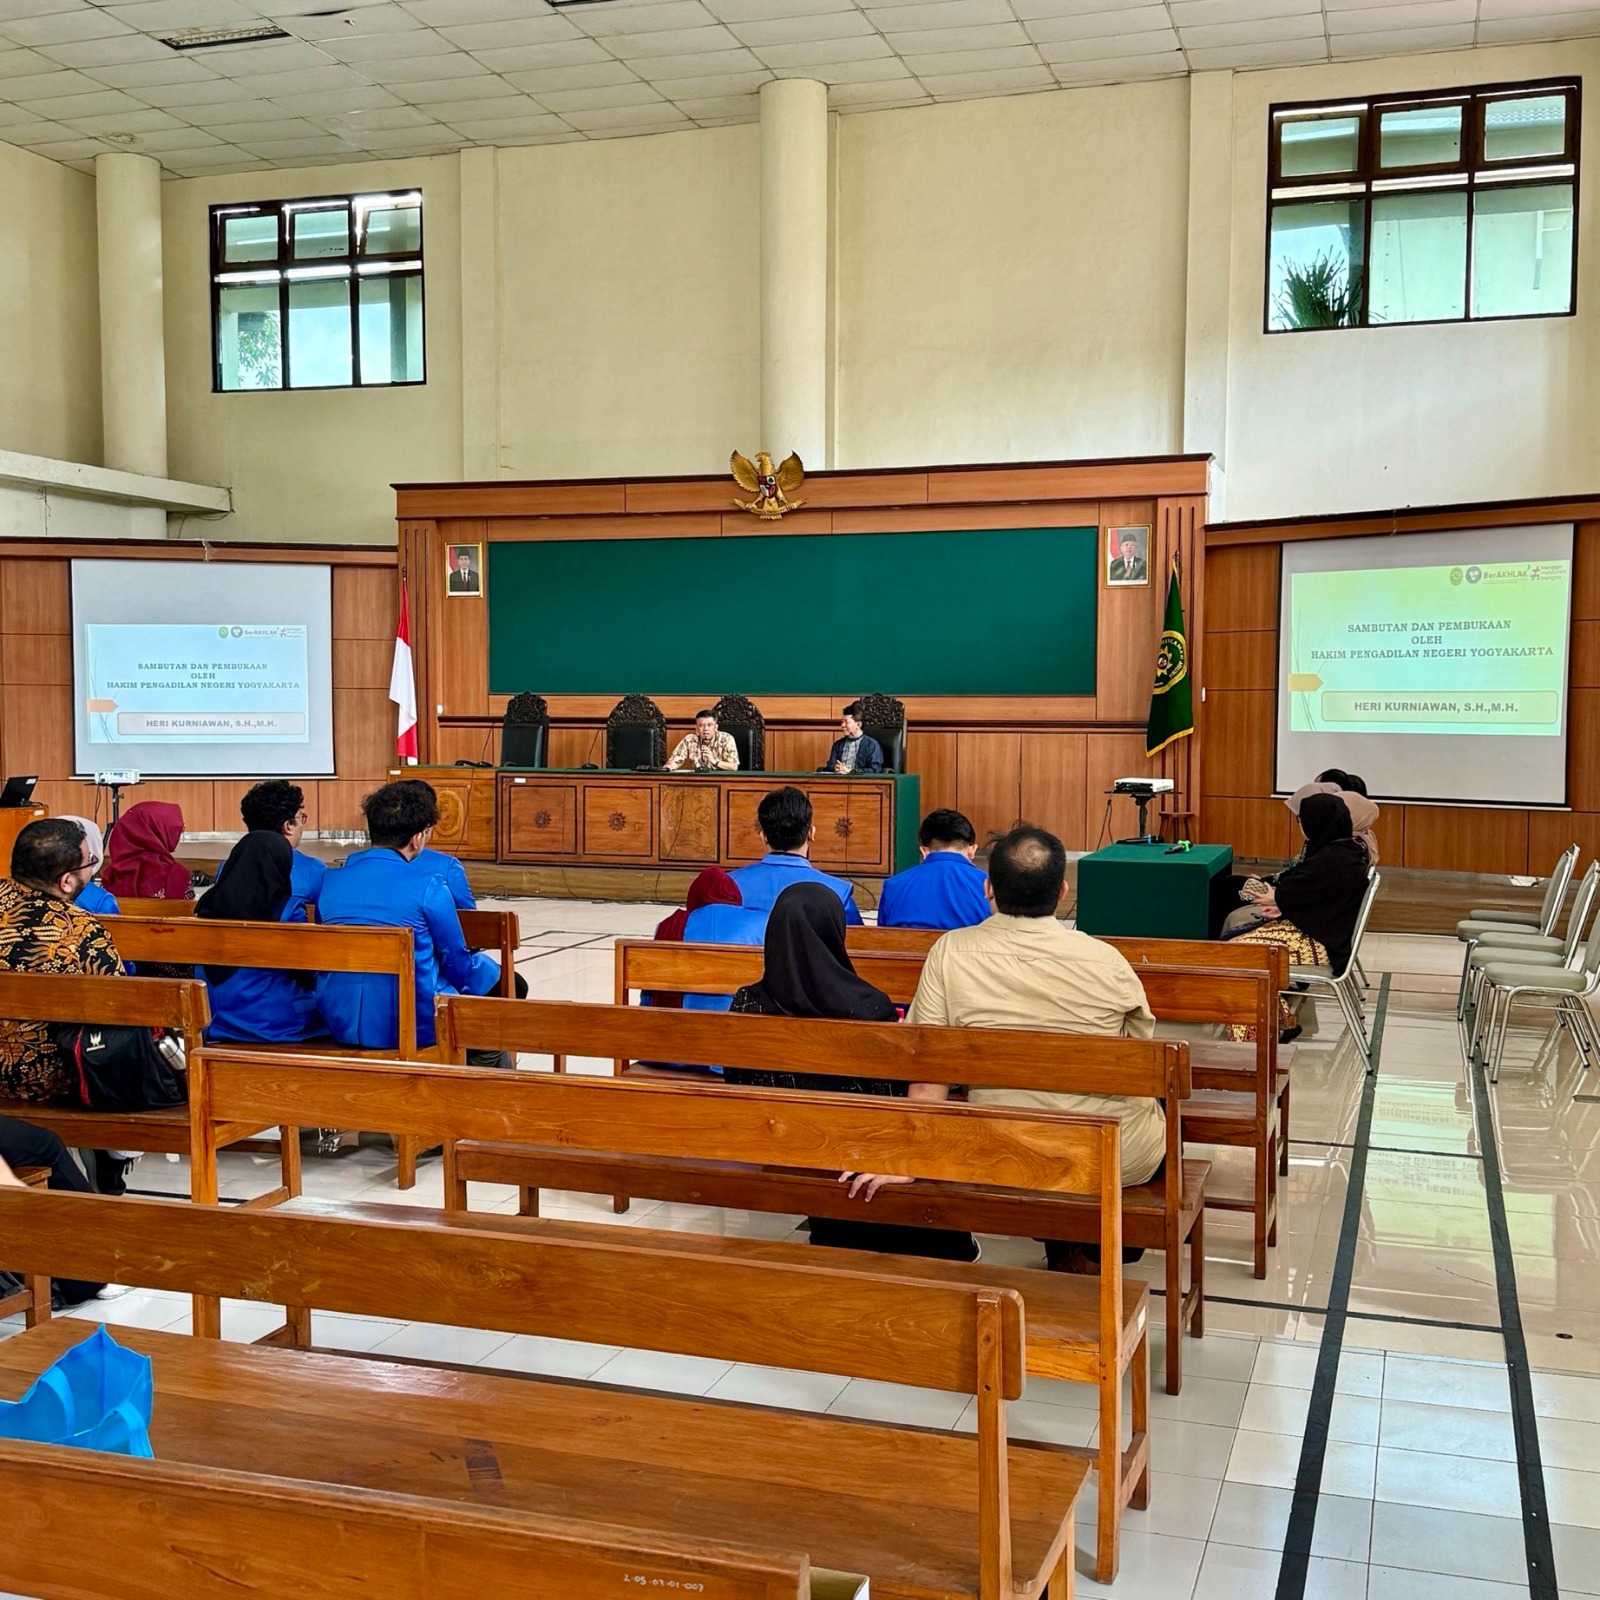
[90,1152,133,1195]
[1280,1024,1304,1044]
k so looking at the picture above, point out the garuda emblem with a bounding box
[731,450,804,519]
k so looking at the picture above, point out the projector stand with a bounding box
[1117,793,1161,846]
[102,780,138,827]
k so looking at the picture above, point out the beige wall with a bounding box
[1212,41,1598,522]
[2,39,1590,537]
[0,141,101,466]
[494,126,761,480]
[160,154,463,545]
[834,80,1191,468]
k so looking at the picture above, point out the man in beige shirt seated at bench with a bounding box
[847,825,1165,1268]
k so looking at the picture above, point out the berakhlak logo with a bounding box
[1466,567,1482,584]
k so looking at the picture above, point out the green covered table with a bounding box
[1074,842,1235,941]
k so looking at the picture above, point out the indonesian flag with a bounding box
[390,581,418,764]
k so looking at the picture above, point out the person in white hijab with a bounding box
[58,815,117,916]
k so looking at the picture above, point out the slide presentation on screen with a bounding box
[1276,525,1573,806]
[72,561,335,780]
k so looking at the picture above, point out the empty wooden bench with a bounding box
[184,1042,1143,1582]
[434,994,1203,1396]
[0,1183,1087,1600]
[0,970,298,1207]
[0,1161,49,1329]
[621,935,1291,1278]
[0,1438,841,1600]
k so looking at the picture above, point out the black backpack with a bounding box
[52,1024,186,1113]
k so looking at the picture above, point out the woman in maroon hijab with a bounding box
[102,801,192,902]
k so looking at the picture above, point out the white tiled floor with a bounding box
[5,899,1599,1597]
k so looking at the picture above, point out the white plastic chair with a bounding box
[1291,869,1381,1072]
[1455,844,1577,1020]
[1474,903,1600,1083]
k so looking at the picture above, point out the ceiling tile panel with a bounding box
[896,42,1045,72]
[435,15,586,50]
[1332,21,1478,52]
[1477,8,1600,38]
[1037,29,1184,60]
[1,10,134,47]
[81,54,223,88]
[635,46,764,76]
[362,49,487,81]
[397,73,517,103]
[504,60,644,92]
[753,33,897,66]
[468,38,614,71]
[1026,8,1178,43]
[729,11,877,45]
[1051,48,1188,78]
[879,22,1032,51]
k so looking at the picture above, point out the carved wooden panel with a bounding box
[806,787,854,870]
[723,785,769,864]
[582,784,654,858]
[660,782,720,863]
[502,780,577,857]
[842,787,888,873]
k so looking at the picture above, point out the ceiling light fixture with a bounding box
[158,24,291,51]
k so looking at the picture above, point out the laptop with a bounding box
[0,776,37,808]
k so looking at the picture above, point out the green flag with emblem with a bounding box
[1146,558,1193,757]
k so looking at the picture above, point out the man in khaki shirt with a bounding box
[845,825,1166,1201]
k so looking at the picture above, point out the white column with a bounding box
[760,77,828,467]
[95,151,167,480]
[1182,71,1234,517]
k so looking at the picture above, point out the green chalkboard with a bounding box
[487,525,1098,697]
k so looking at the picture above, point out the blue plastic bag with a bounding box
[0,1325,153,1457]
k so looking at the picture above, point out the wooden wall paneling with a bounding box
[1205,545,1279,631]
[1200,690,1275,799]
[548,725,604,769]
[926,460,1207,504]
[1197,797,1296,861]
[1568,688,1600,812]
[0,561,69,638]
[1082,732,1156,847]
[1402,806,1528,876]
[829,503,1098,536]
[1094,500,1160,723]
[1019,732,1088,849]
[316,780,373,833]
[1203,632,1275,692]
[906,729,958,818]
[123,780,217,833]
[487,513,723,543]
[1572,522,1600,620]
[955,731,1021,843]
[210,778,319,834]
[432,724,500,766]
[396,482,627,520]
[766,729,832,774]
[331,566,398,640]
[1370,803,1405,865]
[901,697,1099,724]
[1,635,71,686]
[1,685,71,777]
[32,780,86,819]
[331,639,394,691]
[333,687,396,780]
[1529,810,1600,871]
[435,516,489,721]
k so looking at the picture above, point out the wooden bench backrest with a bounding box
[0,1184,1028,1400]
[0,970,210,1040]
[458,908,520,996]
[106,918,418,1053]
[0,1437,815,1600]
[844,922,1284,974]
[436,995,1187,1100]
[194,1046,1121,1211]
[617,939,1269,1032]
[111,895,197,918]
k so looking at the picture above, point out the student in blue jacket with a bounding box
[196,830,323,1043]
[877,809,990,932]
[315,782,504,1051]
[393,779,476,911]
[240,780,325,916]
[730,787,863,925]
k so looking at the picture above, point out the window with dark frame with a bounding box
[210,190,425,391]
[1266,79,1578,333]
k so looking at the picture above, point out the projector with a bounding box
[93,770,141,787]
[1112,778,1174,797]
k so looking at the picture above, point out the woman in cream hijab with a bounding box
[1286,770,1380,866]
[59,814,118,916]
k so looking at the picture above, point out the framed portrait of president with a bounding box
[446,542,483,598]
[1105,525,1150,588]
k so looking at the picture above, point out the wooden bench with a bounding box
[0,1182,1087,1600]
[621,936,1293,1278]
[433,995,1202,1396]
[0,1438,841,1600]
[111,910,521,1187]
[107,895,197,918]
[183,1042,1140,1581]
[0,1161,49,1328]
[0,970,299,1207]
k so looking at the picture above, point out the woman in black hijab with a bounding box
[725,883,977,1262]
[195,832,323,1042]
[1225,792,1370,1038]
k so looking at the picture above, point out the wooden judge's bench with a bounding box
[398,766,920,878]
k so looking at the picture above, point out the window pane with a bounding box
[1279,115,1361,177]
[1368,190,1466,324]
[1378,104,1461,169]
[292,206,349,261]
[287,278,352,388]
[360,203,421,256]
[216,283,281,390]
[1472,182,1575,318]
[1483,94,1568,162]
[358,273,424,383]
[1268,198,1365,330]
[221,212,277,265]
